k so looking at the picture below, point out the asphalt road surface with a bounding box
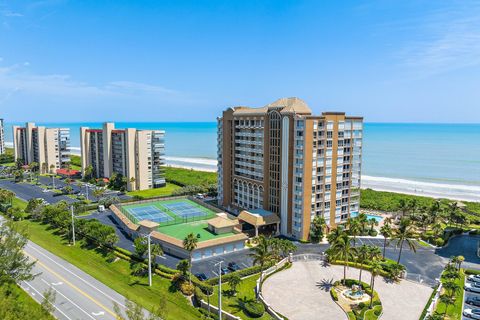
[0,179,75,204]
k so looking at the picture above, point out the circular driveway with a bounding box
[262,261,433,320]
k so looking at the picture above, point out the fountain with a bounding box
[342,284,368,301]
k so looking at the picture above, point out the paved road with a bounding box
[21,241,131,320]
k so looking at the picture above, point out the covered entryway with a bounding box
[238,209,281,237]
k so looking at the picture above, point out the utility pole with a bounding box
[52,174,56,189]
[214,261,223,319]
[85,184,89,201]
[70,205,75,245]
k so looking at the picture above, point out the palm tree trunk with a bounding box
[382,237,387,259]
[343,263,347,285]
[369,276,375,308]
[358,264,363,284]
[189,254,192,284]
[397,240,404,264]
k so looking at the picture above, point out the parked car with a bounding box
[220,266,229,275]
[195,273,208,281]
[228,262,241,272]
[465,283,480,294]
[464,308,480,319]
[466,296,480,307]
[469,275,480,282]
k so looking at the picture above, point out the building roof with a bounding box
[138,220,160,229]
[238,210,281,227]
[207,215,239,229]
[56,168,80,176]
[232,97,312,116]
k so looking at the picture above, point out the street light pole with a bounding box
[147,233,152,287]
[70,205,75,245]
[85,184,89,201]
[214,261,223,319]
[52,174,56,189]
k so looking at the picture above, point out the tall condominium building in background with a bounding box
[217,97,363,241]
[80,122,166,191]
[12,122,71,173]
[0,118,4,155]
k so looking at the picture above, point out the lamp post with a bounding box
[85,184,89,201]
[52,174,56,189]
[141,232,153,287]
[70,205,75,245]
[214,261,224,319]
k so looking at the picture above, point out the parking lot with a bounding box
[0,179,75,204]
[463,275,480,320]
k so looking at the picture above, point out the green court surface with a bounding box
[158,221,236,241]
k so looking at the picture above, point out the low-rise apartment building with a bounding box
[80,122,165,191]
[0,118,4,155]
[217,97,363,241]
[12,122,71,173]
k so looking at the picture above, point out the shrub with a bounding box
[369,229,378,237]
[180,282,195,296]
[374,307,382,316]
[465,269,480,275]
[206,262,274,285]
[358,302,366,309]
[434,237,444,246]
[330,288,338,301]
[243,301,265,318]
[198,308,219,320]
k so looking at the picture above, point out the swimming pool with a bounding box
[350,212,383,222]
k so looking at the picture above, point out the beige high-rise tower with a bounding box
[12,122,71,173]
[80,122,165,191]
[0,119,4,155]
[217,98,363,241]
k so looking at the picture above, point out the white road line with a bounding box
[27,243,126,308]
[23,281,74,320]
[41,278,97,320]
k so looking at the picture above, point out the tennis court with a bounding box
[120,198,216,226]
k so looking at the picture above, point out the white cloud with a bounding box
[1,11,23,17]
[399,3,480,75]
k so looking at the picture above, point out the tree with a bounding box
[0,221,36,285]
[7,206,26,221]
[379,223,392,259]
[310,215,326,243]
[134,237,148,258]
[439,294,455,318]
[129,177,136,191]
[41,162,48,174]
[397,199,410,218]
[330,233,356,285]
[368,218,378,232]
[369,260,382,309]
[113,297,164,320]
[84,165,94,181]
[41,287,56,316]
[456,255,465,270]
[443,280,460,299]
[183,233,198,284]
[278,239,297,258]
[93,187,106,201]
[229,274,241,296]
[356,213,369,233]
[347,218,361,246]
[63,185,73,195]
[248,235,272,282]
[392,218,417,264]
[327,227,344,244]
[176,259,190,277]
[150,244,163,268]
[356,245,370,284]
[49,164,56,174]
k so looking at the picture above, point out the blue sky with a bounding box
[1,0,479,123]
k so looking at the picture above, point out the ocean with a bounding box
[4,122,480,201]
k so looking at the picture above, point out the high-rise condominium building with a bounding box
[217,97,363,241]
[0,118,4,155]
[80,123,165,191]
[12,122,71,173]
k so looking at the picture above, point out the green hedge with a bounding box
[330,288,338,301]
[330,260,390,278]
[465,269,480,275]
[206,262,274,285]
[243,301,265,318]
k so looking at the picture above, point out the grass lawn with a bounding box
[0,282,55,320]
[127,183,181,198]
[434,269,465,319]
[209,274,274,320]
[15,218,201,320]
[158,220,235,241]
[164,166,217,186]
[69,155,82,171]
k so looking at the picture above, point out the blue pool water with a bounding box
[350,212,383,222]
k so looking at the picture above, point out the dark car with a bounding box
[228,262,241,272]
[221,266,229,275]
[195,273,208,281]
[467,297,480,307]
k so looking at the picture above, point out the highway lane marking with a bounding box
[26,251,117,318]
[23,281,74,320]
[92,311,105,316]
[40,278,101,320]
[27,243,127,308]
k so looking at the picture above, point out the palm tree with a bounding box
[369,260,382,308]
[456,255,465,270]
[439,294,455,318]
[49,164,56,174]
[150,244,163,268]
[357,213,369,234]
[392,218,417,264]
[356,245,370,284]
[183,233,198,284]
[443,280,460,299]
[447,202,458,227]
[41,162,48,174]
[368,218,378,232]
[129,177,136,191]
[379,223,392,259]
[397,199,410,218]
[248,235,272,282]
[327,227,344,244]
[347,218,361,246]
[330,233,356,285]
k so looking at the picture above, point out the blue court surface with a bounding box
[162,202,209,219]
[128,205,173,223]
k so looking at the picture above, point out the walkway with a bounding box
[262,261,433,320]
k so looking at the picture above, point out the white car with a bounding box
[464,308,480,319]
[465,283,480,294]
[469,275,480,282]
